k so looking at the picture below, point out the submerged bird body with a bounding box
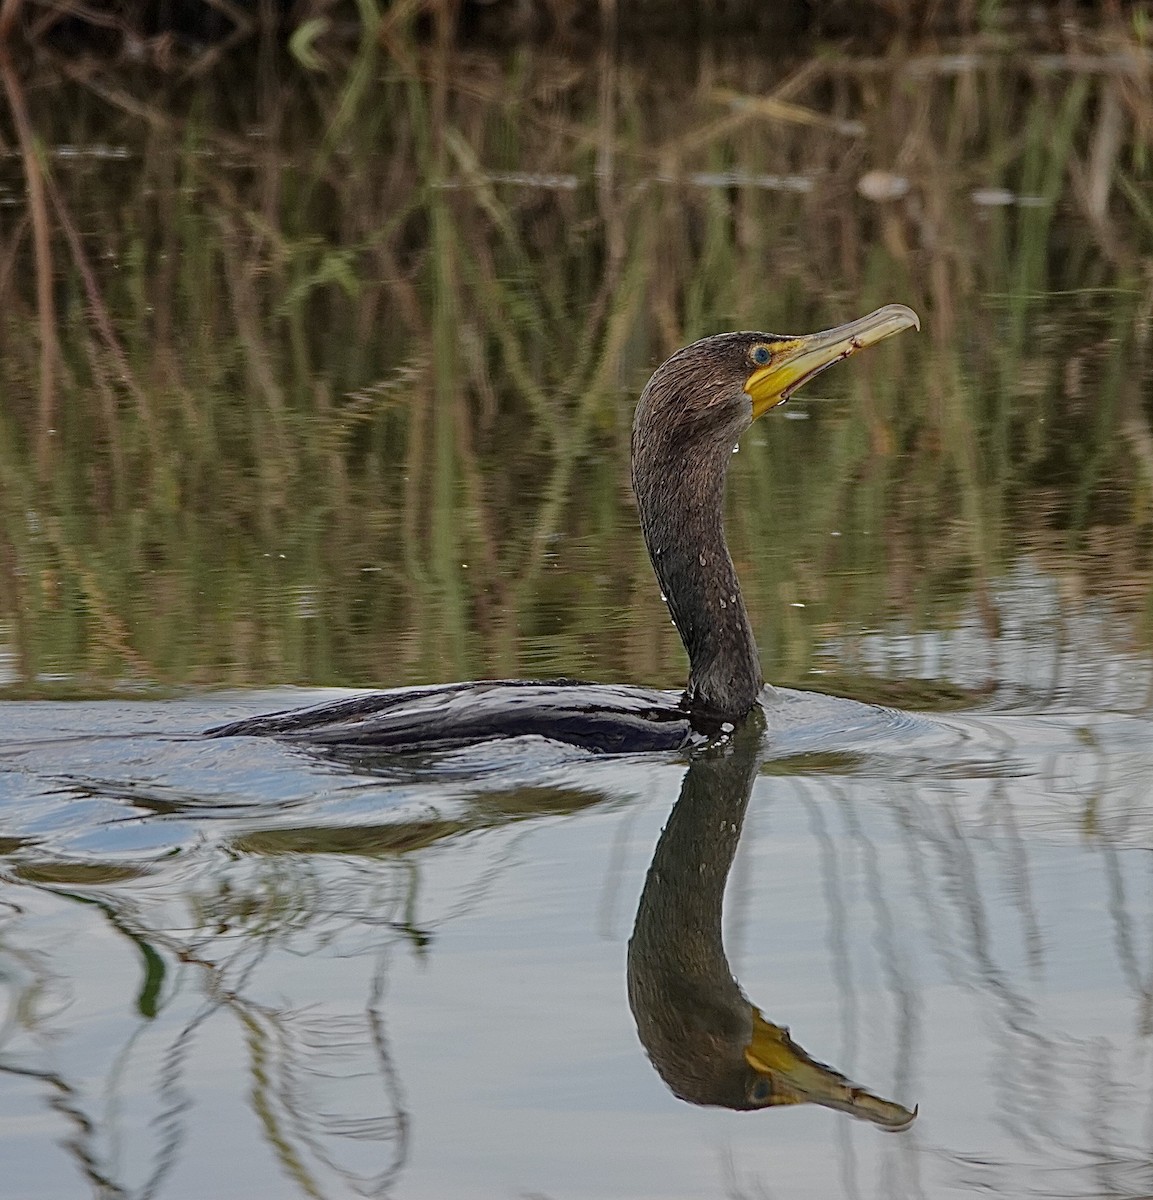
[208,679,696,754]
[208,306,918,752]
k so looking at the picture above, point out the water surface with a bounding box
[3,637,1153,1198]
[3,18,1153,1200]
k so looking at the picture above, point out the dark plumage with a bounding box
[208,306,918,752]
[632,332,780,721]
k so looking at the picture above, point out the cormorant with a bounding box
[207,305,918,753]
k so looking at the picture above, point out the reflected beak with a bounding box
[745,303,920,420]
[744,1009,917,1131]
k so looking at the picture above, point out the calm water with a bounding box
[3,24,1153,1200]
[3,656,1153,1199]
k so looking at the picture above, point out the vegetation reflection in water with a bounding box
[0,707,929,1196]
[0,22,1150,700]
[1,9,1153,1200]
[1,661,1152,1196]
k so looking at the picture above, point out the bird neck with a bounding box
[632,428,763,721]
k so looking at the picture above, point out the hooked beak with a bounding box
[745,303,920,420]
[744,1009,917,1131]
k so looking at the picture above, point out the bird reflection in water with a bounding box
[627,711,916,1129]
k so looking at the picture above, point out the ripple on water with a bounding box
[5,687,1149,873]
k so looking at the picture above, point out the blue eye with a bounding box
[751,345,771,366]
[750,1078,773,1103]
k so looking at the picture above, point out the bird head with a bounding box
[635,303,920,452]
